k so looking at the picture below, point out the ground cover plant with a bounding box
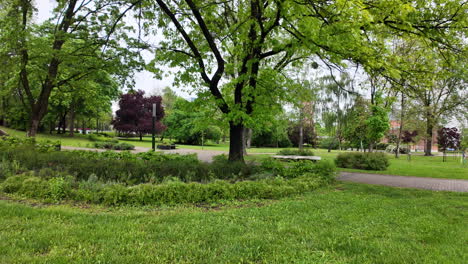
[93,141,135,150]
[0,137,336,206]
[0,182,466,263]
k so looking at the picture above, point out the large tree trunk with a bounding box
[23,1,78,137]
[28,117,40,137]
[229,122,244,162]
[425,125,433,156]
[299,109,304,151]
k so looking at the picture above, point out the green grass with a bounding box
[0,182,466,263]
[0,126,93,147]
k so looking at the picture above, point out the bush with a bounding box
[210,155,260,180]
[93,142,135,150]
[277,149,315,156]
[376,143,389,150]
[318,138,339,150]
[385,145,410,154]
[335,152,389,170]
[113,143,135,150]
[0,136,60,152]
[0,166,330,206]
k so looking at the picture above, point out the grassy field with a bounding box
[0,182,466,263]
[0,126,92,147]
[2,126,467,179]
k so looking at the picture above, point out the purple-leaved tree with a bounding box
[437,127,461,162]
[113,90,166,140]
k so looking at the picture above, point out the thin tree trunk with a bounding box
[299,109,304,151]
[242,128,252,155]
[246,128,252,149]
[396,94,405,158]
[69,106,75,137]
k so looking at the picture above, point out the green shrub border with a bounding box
[1,173,328,206]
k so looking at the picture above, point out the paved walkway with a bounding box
[339,172,468,192]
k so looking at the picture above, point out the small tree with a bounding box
[113,90,166,140]
[437,127,461,162]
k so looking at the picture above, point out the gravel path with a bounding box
[339,172,468,192]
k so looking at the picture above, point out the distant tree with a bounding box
[163,98,222,145]
[344,95,390,151]
[113,90,165,141]
[288,122,317,148]
[161,87,178,115]
[401,130,418,155]
[437,127,461,162]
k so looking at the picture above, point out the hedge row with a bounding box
[0,142,336,184]
[1,170,328,206]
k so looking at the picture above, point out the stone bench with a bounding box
[272,155,322,162]
[0,129,8,137]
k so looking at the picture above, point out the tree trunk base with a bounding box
[228,122,244,162]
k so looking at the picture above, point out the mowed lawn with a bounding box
[0,126,92,147]
[0,183,466,263]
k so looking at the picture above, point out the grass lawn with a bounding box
[0,126,92,147]
[0,182,466,263]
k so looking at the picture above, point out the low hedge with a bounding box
[0,141,336,184]
[334,152,389,170]
[93,142,135,150]
[0,136,60,152]
[0,171,327,206]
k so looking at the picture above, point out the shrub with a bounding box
[20,176,50,198]
[1,174,30,193]
[48,177,72,201]
[376,143,389,150]
[113,143,135,150]
[0,171,327,206]
[0,136,60,152]
[277,149,315,156]
[93,142,134,150]
[318,138,339,150]
[210,155,260,180]
[335,152,389,170]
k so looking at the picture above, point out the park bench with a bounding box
[0,129,8,137]
[272,155,321,162]
[157,143,177,150]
